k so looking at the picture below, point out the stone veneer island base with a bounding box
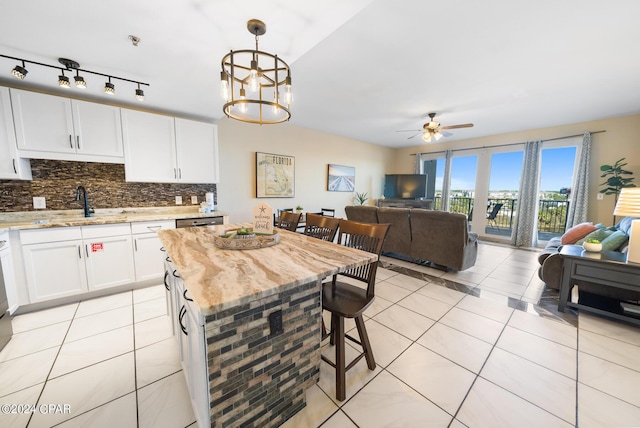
[159,225,376,427]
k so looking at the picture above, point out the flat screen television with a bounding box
[384,174,429,199]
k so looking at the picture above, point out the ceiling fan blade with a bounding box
[440,123,474,130]
[396,129,421,133]
[440,130,453,137]
[407,132,422,140]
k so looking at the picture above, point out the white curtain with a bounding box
[441,150,452,212]
[511,141,542,247]
[565,132,591,228]
[414,152,422,174]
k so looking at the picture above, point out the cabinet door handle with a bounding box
[147,225,162,232]
[134,239,138,252]
[78,245,82,259]
[179,306,188,336]
[69,135,73,148]
[172,269,180,278]
[163,270,170,291]
[183,288,193,302]
[178,168,182,179]
[12,159,17,174]
[76,135,80,149]
[174,168,177,179]
[85,244,89,258]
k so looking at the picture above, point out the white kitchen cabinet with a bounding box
[122,109,176,183]
[20,224,136,303]
[11,89,124,163]
[82,224,135,291]
[173,272,209,427]
[0,231,19,314]
[21,228,88,303]
[0,87,31,180]
[122,109,219,183]
[132,220,175,282]
[175,118,219,183]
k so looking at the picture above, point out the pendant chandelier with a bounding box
[220,19,292,124]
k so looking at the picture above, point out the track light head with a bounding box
[135,87,144,101]
[74,72,86,89]
[58,70,70,88]
[104,81,115,95]
[12,61,27,79]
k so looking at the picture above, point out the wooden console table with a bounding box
[558,245,640,325]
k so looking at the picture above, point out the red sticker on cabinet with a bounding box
[91,243,104,252]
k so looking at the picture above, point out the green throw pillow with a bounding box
[601,230,629,251]
[576,227,615,245]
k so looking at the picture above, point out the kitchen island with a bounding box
[158,224,376,428]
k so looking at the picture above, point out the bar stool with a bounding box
[303,213,340,242]
[321,219,390,401]
[276,211,302,232]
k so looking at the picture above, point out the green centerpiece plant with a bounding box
[600,157,636,223]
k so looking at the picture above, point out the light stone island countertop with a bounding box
[0,206,228,232]
[158,224,377,316]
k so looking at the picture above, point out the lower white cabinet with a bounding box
[132,220,175,282]
[167,260,209,428]
[21,228,88,302]
[21,224,137,303]
[83,227,135,291]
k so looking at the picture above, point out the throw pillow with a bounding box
[601,230,629,251]
[576,227,615,245]
[561,222,597,245]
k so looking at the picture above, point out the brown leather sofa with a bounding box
[345,205,478,271]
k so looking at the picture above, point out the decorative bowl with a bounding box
[583,241,602,252]
[213,230,280,250]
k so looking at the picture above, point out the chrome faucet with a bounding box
[76,186,92,217]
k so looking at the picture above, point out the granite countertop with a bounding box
[158,224,378,316]
[0,206,228,231]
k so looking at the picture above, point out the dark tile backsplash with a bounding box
[0,159,216,212]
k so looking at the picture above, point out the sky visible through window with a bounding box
[434,146,577,192]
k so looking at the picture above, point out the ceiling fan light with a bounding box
[422,132,432,143]
[434,131,443,141]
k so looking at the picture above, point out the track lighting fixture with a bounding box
[12,60,28,80]
[74,70,86,89]
[1,55,149,101]
[58,69,70,88]
[104,77,115,95]
[135,83,144,101]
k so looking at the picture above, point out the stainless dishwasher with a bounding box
[175,216,224,228]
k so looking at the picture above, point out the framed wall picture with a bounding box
[327,164,355,192]
[256,152,295,198]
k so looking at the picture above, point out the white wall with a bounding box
[216,118,394,223]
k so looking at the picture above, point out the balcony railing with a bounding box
[433,196,570,239]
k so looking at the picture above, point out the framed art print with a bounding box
[327,164,355,192]
[256,152,295,198]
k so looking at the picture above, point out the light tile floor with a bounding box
[1,242,640,427]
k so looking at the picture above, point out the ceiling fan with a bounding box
[399,113,474,142]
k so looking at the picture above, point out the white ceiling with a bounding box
[1,0,639,148]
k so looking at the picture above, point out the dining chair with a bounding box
[321,208,336,217]
[303,213,340,242]
[321,219,390,401]
[276,211,302,232]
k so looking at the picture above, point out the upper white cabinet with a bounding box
[122,109,177,183]
[10,89,124,163]
[0,87,31,180]
[122,109,219,184]
[175,118,219,184]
